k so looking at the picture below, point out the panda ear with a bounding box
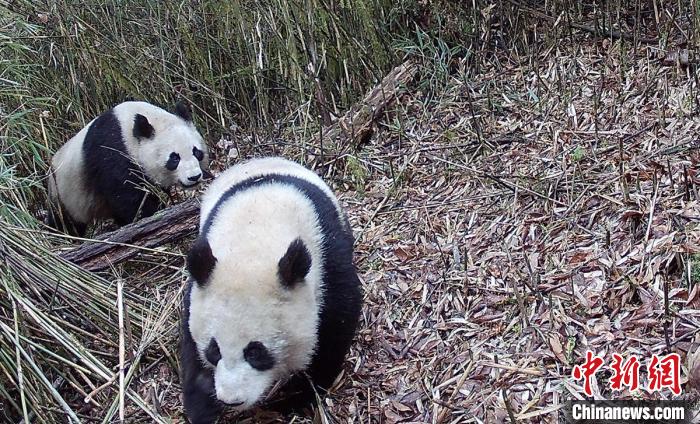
[187,237,217,286]
[175,101,193,122]
[133,114,154,139]
[278,238,311,288]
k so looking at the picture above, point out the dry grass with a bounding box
[3,1,700,423]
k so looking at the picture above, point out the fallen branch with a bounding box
[60,199,199,272]
[322,60,417,152]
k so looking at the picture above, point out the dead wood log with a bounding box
[60,199,199,272]
[61,61,417,270]
[322,60,417,151]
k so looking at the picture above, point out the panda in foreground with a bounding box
[47,101,209,236]
[181,157,362,423]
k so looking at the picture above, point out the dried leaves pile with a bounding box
[322,39,700,423]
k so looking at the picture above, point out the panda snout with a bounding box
[188,173,202,182]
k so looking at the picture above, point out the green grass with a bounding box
[570,145,586,162]
[346,155,368,195]
[691,254,700,284]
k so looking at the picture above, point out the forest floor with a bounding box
[318,37,700,423]
[4,10,700,424]
[125,35,700,423]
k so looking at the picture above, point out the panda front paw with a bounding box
[184,393,222,424]
[183,371,222,424]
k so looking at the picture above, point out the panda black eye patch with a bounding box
[204,338,221,365]
[243,341,274,371]
[193,146,204,161]
[165,152,180,170]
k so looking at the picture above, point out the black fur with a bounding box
[278,238,312,287]
[243,341,275,371]
[81,109,162,226]
[166,152,181,171]
[180,280,223,424]
[133,114,154,139]
[187,237,217,286]
[193,146,204,161]
[45,201,88,237]
[175,101,193,122]
[192,173,362,415]
[204,339,221,366]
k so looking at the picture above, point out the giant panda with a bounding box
[180,157,362,423]
[47,101,209,236]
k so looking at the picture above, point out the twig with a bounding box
[383,135,525,159]
[619,138,630,203]
[509,276,530,328]
[355,153,418,242]
[502,388,518,423]
[435,363,472,423]
[645,170,659,242]
[506,0,658,44]
[482,362,544,377]
[117,277,125,423]
[662,273,671,354]
[429,155,568,206]
[569,22,658,44]
[10,291,29,423]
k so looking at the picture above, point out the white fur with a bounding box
[214,358,276,406]
[113,101,206,188]
[48,120,98,224]
[48,101,207,226]
[199,156,346,230]
[189,158,331,410]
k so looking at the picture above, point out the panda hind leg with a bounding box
[45,205,88,237]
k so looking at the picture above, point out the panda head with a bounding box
[131,101,209,189]
[185,235,319,410]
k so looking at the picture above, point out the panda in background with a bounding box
[181,157,362,423]
[47,101,210,236]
